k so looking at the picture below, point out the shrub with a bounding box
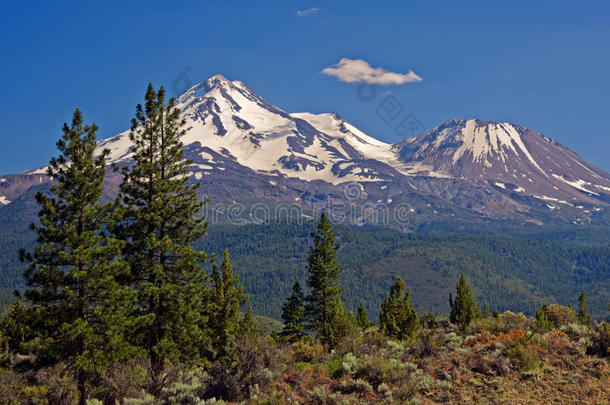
[0,368,28,403]
[323,357,344,379]
[465,311,533,335]
[395,369,448,402]
[162,368,208,404]
[503,337,539,371]
[376,382,392,398]
[25,364,78,405]
[354,355,408,387]
[308,385,334,404]
[587,321,610,357]
[546,331,581,356]
[411,329,441,357]
[534,305,554,332]
[443,332,463,348]
[419,312,438,329]
[95,360,148,403]
[337,378,372,395]
[361,328,387,350]
[498,311,533,332]
[464,318,496,335]
[291,340,326,363]
[122,393,156,405]
[530,333,548,349]
[465,352,511,376]
[341,352,358,375]
[203,340,273,402]
[560,323,593,341]
[543,304,577,328]
[383,340,406,357]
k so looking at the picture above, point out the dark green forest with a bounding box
[198,222,610,320]
[1,212,609,319]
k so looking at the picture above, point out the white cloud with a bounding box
[296,7,320,17]
[322,58,422,85]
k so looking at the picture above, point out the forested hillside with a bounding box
[1,212,608,319]
[197,223,609,320]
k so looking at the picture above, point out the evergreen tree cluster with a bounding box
[12,85,248,402]
[278,221,502,347]
[280,212,355,346]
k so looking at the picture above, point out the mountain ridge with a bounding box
[1,74,609,226]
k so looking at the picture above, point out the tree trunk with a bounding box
[78,371,88,405]
[150,350,164,397]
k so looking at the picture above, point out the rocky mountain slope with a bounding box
[1,75,609,227]
[396,119,610,208]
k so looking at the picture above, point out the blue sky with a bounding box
[1,0,609,173]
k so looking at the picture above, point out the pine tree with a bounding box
[304,213,350,346]
[492,305,500,318]
[20,109,133,404]
[577,290,592,327]
[239,306,260,341]
[0,298,35,353]
[280,281,306,342]
[449,274,481,329]
[482,302,489,318]
[113,84,210,393]
[535,304,554,331]
[356,301,371,330]
[379,276,419,340]
[210,248,248,358]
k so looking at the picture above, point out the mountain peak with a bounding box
[204,74,234,90]
[398,118,544,171]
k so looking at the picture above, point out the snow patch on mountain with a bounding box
[551,174,600,196]
[448,120,544,173]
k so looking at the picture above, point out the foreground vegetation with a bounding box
[1,303,608,404]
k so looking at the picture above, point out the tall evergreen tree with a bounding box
[482,302,490,318]
[304,213,351,346]
[535,304,554,331]
[356,301,371,330]
[210,248,249,358]
[449,274,481,329]
[113,84,210,393]
[379,277,419,339]
[280,281,306,342]
[577,290,592,327]
[20,109,133,404]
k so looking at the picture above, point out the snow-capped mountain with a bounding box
[395,119,610,208]
[98,74,402,184]
[1,75,609,226]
